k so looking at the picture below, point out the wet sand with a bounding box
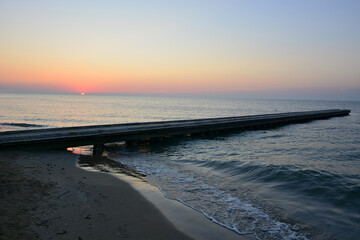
[0,149,254,240]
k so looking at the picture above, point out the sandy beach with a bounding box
[0,149,254,240]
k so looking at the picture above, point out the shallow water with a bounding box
[1,93,359,239]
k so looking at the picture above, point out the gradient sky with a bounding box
[1,0,359,99]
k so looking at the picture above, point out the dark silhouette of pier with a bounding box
[0,109,350,155]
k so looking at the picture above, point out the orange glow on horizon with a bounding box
[1,58,320,94]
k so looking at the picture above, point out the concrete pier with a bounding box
[0,109,350,150]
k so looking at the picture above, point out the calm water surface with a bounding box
[1,93,359,240]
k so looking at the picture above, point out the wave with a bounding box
[109,154,310,239]
[187,158,360,210]
[0,122,46,128]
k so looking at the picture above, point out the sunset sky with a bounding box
[1,0,359,99]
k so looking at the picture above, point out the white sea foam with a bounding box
[113,154,308,240]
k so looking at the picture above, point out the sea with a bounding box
[0,93,359,240]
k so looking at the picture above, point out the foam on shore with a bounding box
[75,152,255,240]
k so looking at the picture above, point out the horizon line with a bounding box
[1,88,360,102]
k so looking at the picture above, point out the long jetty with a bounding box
[0,109,350,154]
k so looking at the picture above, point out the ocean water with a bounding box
[1,93,359,239]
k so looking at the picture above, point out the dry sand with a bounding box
[0,149,254,240]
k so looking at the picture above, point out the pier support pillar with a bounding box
[93,144,104,156]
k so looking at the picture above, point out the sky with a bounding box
[0,0,360,100]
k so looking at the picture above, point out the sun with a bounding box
[81,92,85,96]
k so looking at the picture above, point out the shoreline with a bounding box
[0,149,254,239]
[77,154,254,240]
